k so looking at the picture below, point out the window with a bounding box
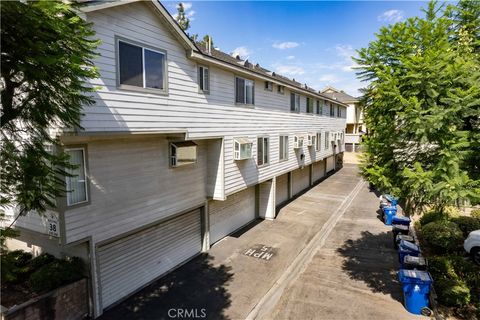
[235,77,255,105]
[257,137,269,166]
[316,100,322,115]
[198,66,209,93]
[66,148,88,206]
[306,97,314,113]
[310,134,316,149]
[265,81,273,91]
[337,105,342,117]
[279,135,289,161]
[316,132,321,151]
[234,138,253,160]
[170,141,197,167]
[277,85,285,94]
[118,40,166,92]
[329,103,335,117]
[325,131,330,149]
[290,93,300,112]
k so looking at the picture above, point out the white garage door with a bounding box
[97,209,202,310]
[326,156,335,172]
[275,173,289,206]
[313,160,325,183]
[209,187,256,244]
[292,168,310,196]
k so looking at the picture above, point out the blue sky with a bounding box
[165,1,431,96]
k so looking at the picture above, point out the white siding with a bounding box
[275,173,289,206]
[292,168,310,196]
[63,137,208,244]
[209,187,255,244]
[313,160,326,182]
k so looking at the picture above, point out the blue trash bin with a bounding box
[398,240,421,263]
[398,269,433,315]
[383,206,397,225]
[384,194,399,206]
[392,216,411,227]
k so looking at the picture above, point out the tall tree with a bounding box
[0,1,99,218]
[175,2,190,32]
[356,1,480,213]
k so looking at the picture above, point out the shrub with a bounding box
[422,221,463,252]
[471,209,480,219]
[428,256,458,280]
[451,216,480,238]
[1,250,33,283]
[29,253,56,270]
[435,278,471,307]
[419,209,450,226]
[30,257,84,293]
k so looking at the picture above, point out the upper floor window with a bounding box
[325,131,330,149]
[290,93,300,112]
[329,103,335,117]
[316,100,322,115]
[118,39,166,92]
[235,77,255,105]
[265,81,273,91]
[198,66,210,93]
[257,137,269,166]
[316,132,321,151]
[306,97,314,113]
[279,135,289,161]
[337,105,342,117]
[65,148,88,206]
[277,85,285,94]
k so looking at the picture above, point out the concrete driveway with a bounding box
[100,163,414,320]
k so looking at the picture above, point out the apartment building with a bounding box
[322,86,364,152]
[5,1,347,316]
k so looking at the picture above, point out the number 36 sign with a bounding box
[47,218,59,237]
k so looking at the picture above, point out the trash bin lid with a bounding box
[398,269,432,284]
[393,216,411,222]
[404,255,427,265]
[393,225,409,231]
[399,240,420,252]
[396,234,415,242]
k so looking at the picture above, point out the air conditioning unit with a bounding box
[329,133,336,144]
[170,141,197,167]
[233,138,253,160]
[306,134,314,146]
[293,135,304,149]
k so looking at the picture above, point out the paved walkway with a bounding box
[100,164,414,320]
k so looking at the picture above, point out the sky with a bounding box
[165,1,430,96]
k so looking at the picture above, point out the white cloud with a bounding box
[317,74,342,83]
[274,64,305,76]
[378,9,404,23]
[286,55,295,60]
[231,46,251,59]
[272,41,300,50]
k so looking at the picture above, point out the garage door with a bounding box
[313,160,325,183]
[292,168,310,196]
[275,173,289,206]
[326,156,335,172]
[209,187,256,244]
[97,209,202,310]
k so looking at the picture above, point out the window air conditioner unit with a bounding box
[293,135,304,149]
[306,134,314,146]
[329,133,336,144]
[170,141,197,167]
[234,138,253,160]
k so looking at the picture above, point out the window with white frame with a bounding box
[337,105,342,117]
[329,103,335,117]
[118,39,166,92]
[65,148,88,206]
[265,81,273,91]
[306,97,314,113]
[198,66,209,93]
[316,132,321,151]
[279,135,289,161]
[325,131,330,149]
[235,77,255,105]
[290,93,300,112]
[257,137,269,166]
[277,85,285,94]
[316,100,322,115]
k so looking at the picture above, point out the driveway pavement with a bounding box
[100,163,414,320]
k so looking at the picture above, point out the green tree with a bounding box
[175,2,190,32]
[0,1,99,221]
[356,1,480,213]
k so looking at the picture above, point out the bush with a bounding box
[435,278,471,307]
[30,257,84,293]
[451,216,480,238]
[422,221,463,252]
[419,210,450,226]
[29,253,56,270]
[1,250,33,283]
[471,209,480,219]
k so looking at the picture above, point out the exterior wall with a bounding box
[275,173,289,206]
[326,156,335,172]
[63,136,208,244]
[292,168,310,196]
[312,160,326,182]
[258,179,275,219]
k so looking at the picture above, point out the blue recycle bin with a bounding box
[398,269,433,315]
[392,216,411,227]
[398,240,421,263]
[385,194,399,206]
[383,206,397,225]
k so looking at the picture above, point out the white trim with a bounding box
[65,147,88,207]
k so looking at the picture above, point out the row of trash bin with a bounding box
[380,195,433,316]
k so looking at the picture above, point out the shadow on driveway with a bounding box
[99,253,233,320]
[337,230,403,304]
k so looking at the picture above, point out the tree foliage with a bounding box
[175,2,190,31]
[356,1,480,213]
[0,1,99,216]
